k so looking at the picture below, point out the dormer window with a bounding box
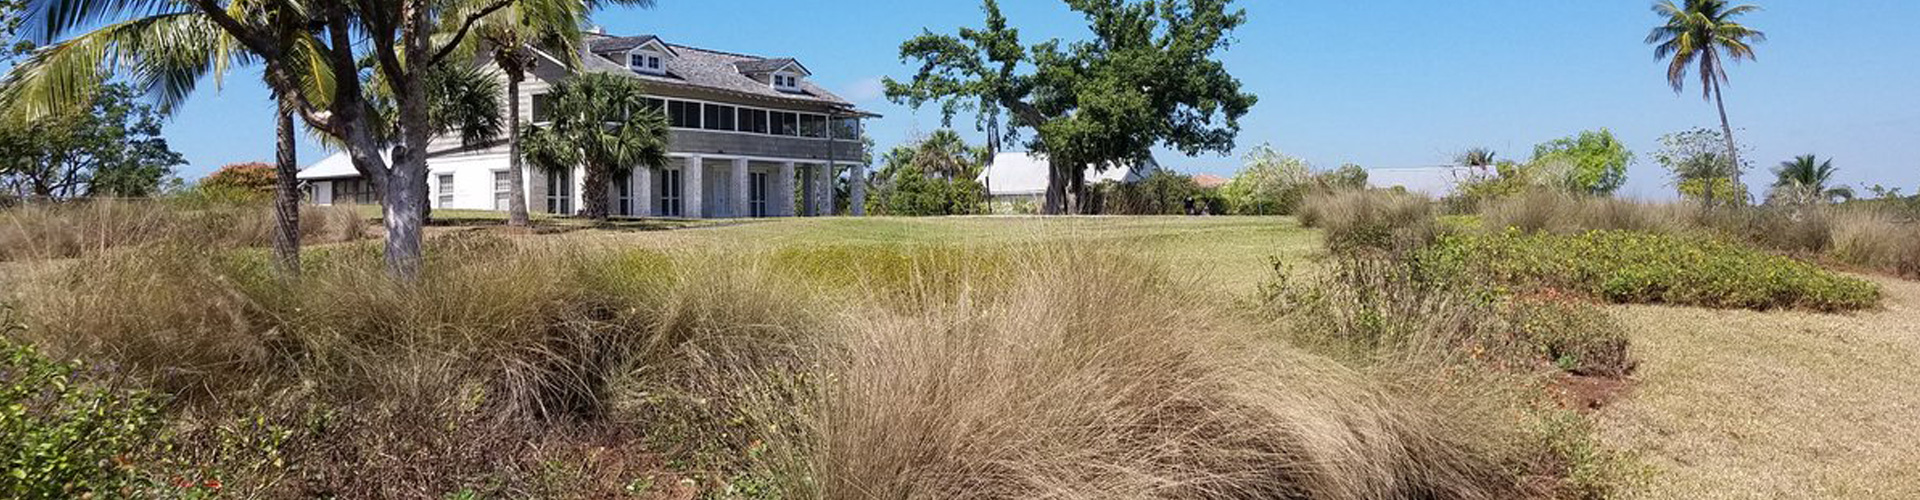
[629,52,665,75]
[772,73,800,92]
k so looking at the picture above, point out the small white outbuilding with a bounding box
[979,152,1157,203]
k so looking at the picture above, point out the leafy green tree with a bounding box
[885,0,1257,215]
[0,84,182,199]
[1529,129,1633,195]
[1318,163,1370,191]
[1220,144,1309,215]
[519,73,670,221]
[1768,154,1853,205]
[1648,0,1765,198]
[1653,127,1750,205]
[866,133,989,216]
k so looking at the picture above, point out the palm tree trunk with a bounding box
[583,163,610,221]
[271,99,302,278]
[505,61,532,227]
[1711,77,1742,205]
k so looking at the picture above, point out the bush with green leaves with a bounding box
[1221,145,1311,215]
[1415,230,1881,312]
[2,308,163,499]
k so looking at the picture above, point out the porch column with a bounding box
[778,161,797,217]
[730,158,750,218]
[683,155,704,219]
[634,166,653,217]
[817,162,836,216]
[851,163,867,216]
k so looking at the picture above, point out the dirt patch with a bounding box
[1552,373,1634,412]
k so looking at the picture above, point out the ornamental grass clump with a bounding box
[1300,189,1437,256]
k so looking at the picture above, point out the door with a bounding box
[656,168,683,217]
[749,172,770,218]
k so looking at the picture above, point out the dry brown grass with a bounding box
[1828,208,1920,279]
[1600,275,1920,499]
[1480,190,1693,236]
[1300,190,1438,255]
[0,199,365,261]
[6,229,1590,498]
[789,247,1523,499]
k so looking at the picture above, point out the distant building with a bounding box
[299,31,877,219]
[1191,173,1229,189]
[980,152,1157,203]
[1366,166,1478,197]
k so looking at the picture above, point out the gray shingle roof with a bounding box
[733,58,807,75]
[582,34,853,108]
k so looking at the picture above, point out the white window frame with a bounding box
[546,169,574,215]
[492,170,512,211]
[629,51,665,75]
[771,72,800,92]
[435,173,455,208]
[656,167,683,217]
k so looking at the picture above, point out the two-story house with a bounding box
[298,31,876,218]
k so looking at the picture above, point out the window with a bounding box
[656,168,683,217]
[546,169,574,215]
[335,179,379,204]
[493,171,512,210]
[749,172,770,218]
[799,114,827,138]
[770,111,799,136]
[530,93,554,123]
[772,73,800,91]
[667,100,700,128]
[832,117,860,140]
[643,98,665,114]
[702,104,736,131]
[615,172,633,216]
[435,174,454,208]
[628,52,665,75]
[737,108,768,134]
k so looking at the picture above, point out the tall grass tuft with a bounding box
[786,247,1527,499]
[1300,189,1438,255]
[1830,208,1920,278]
[1480,190,1691,236]
[0,199,365,261]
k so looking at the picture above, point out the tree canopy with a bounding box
[1530,129,1633,196]
[885,0,1257,214]
[0,84,182,199]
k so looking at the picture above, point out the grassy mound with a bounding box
[1416,230,1881,312]
[0,199,365,261]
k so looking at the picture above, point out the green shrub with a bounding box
[1416,230,1881,312]
[1,308,163,499]
[1299,189,1437,255]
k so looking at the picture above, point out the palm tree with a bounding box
[519,72,670,221]
[1769,154,1854,205]
[1647,0,1765,203]
[457,0,654,227]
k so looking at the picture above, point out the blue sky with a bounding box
[161,0,1920,199]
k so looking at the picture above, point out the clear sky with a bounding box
[160,0,1919,199]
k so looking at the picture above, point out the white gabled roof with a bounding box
[298,151,387,180]
[980,152,1153,196]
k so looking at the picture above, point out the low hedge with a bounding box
[1414,230,1881,312]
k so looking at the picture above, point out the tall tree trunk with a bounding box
[271,100,302,278]
[583,163,610,221]
[1043,163,1066,215]
[1711,77,1742,205]
[505,62,531,227]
